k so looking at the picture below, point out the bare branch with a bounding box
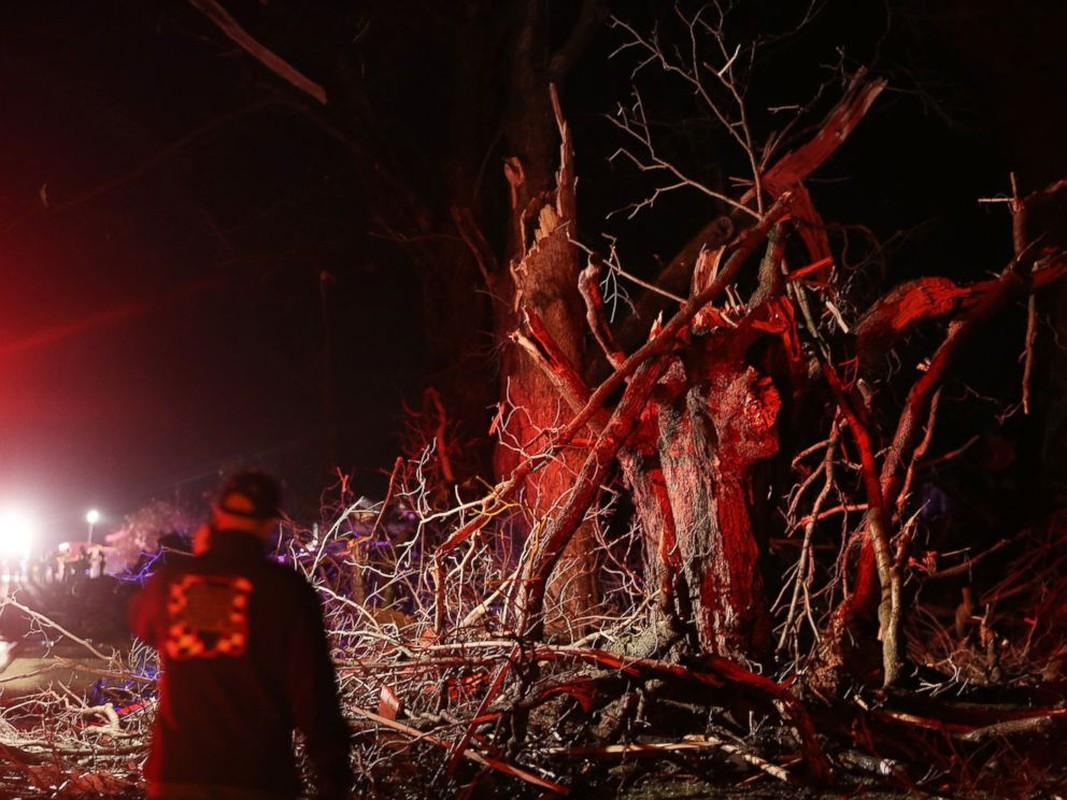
[186,0,327,104]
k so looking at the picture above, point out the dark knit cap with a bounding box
[216,471,282,520]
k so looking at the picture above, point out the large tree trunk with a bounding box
[610,214,794,664]
[491,74,600,631]
[652,356,780,662]
[415,0,607,630]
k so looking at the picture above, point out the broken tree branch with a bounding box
[532,644,831,782]
[433,193,793,569]
[186,0,327,104]
[349,705,569,794]
[579,259,626,369]
[617,71,884,349]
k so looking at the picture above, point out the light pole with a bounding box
[86,509,100,545]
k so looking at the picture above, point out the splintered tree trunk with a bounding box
[492,210,600,631]
[624,350,781,662]
[491,60,599,630]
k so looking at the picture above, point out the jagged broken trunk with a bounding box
[491,209,600,633]
[491,77,600,633]
[624,341,782,663]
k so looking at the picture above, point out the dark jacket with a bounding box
[129,530,352,799]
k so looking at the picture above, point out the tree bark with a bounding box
[651,355,780,661]
[488,9,602,630]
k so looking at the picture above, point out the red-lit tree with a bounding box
[178,1,1066,688]
[181,0,614,626]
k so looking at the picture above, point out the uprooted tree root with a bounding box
[0,493,1064,799]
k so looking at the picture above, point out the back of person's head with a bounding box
[212,470,282,540]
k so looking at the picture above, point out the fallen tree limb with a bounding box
[956,709,1067,743]
[921,534,1023,582]
[0,598,115,662]
[547,734,795,784]
[349,705,569,794]
[531,645,831,783]
[872,707,975,735]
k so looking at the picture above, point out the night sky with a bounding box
[1,1,1065,545]
[1,2,423,540]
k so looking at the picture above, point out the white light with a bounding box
[0,511,35,561]
[86,509,101,525]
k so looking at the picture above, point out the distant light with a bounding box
[0,511,35,561]
[86,508,102,545]
[58,542,71,553]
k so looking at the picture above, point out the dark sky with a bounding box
[0,1,1064,545]
[0,2,422,541]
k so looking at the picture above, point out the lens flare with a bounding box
[0,510,35,561]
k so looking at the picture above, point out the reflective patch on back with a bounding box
[164,574,254,659]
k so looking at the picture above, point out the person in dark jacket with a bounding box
[129,471,352,800]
